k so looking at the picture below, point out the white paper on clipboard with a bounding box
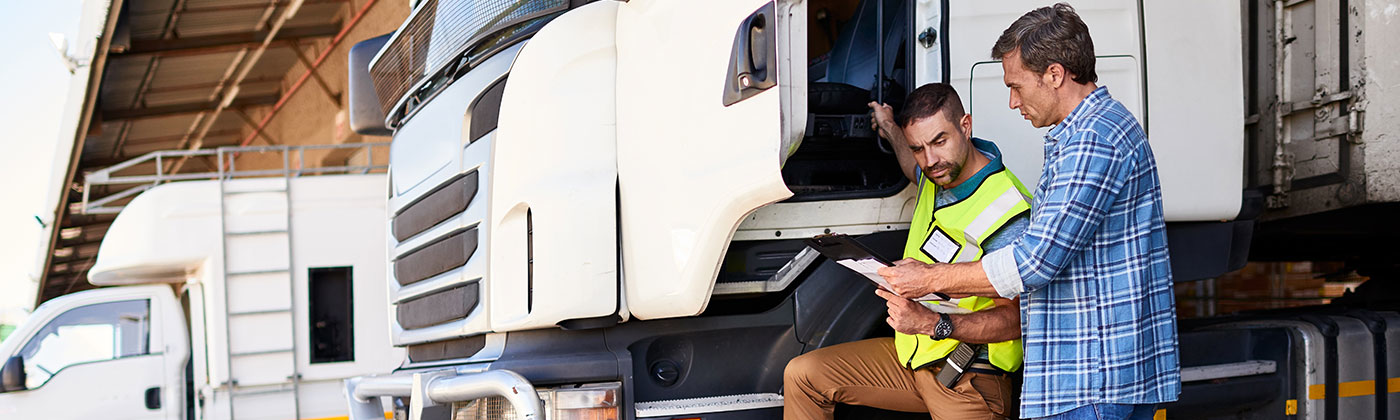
[835,258,972,314]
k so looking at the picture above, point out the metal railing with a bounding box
[81,142,389,214]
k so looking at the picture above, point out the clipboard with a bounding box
[804,234,893,266]
[804,234,966,313]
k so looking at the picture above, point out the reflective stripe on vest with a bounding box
[895,167,1031,372]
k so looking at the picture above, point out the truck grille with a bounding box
[369,0,568,115]
[393,171,479,241]
[397,284,479,329]
[394,227,479,286]
[407,335,487,363]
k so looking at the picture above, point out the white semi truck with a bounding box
[0,154,402,420]
[343,1,1400,419]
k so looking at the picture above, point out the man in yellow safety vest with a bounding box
[784,83,1031,420]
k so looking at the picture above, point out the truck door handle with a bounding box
[722,2,779,106]
[145,386,161,410]
[739,12,769,83]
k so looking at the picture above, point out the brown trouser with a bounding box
[783,338,1016,420]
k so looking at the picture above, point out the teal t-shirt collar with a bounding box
[938,137,1005,201]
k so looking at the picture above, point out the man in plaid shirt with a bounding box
[877,4,1179,419]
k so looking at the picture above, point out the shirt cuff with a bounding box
[982,247,1024,298]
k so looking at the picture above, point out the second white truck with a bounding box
[0,156,400,420]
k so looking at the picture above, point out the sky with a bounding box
[0,0,86,326]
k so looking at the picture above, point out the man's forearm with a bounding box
[885,127,920,184]
[930,261,1001,297]
[947,300,1020,344]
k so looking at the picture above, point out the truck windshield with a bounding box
[370,0,569,123]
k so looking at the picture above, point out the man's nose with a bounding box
[921,149,940,167]
[1008,91,1021,110]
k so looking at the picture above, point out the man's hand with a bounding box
[868,101,897,140]
[868,102,921,185]
[877,258,941,299]
[875,288,939,335]
[868,102,897,138]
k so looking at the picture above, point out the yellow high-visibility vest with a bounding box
[894,165,1030,372]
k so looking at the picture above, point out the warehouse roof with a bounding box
[39,0,354,303]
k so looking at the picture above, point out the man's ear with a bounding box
[1044,63,1065,89]
[960,113,973,135]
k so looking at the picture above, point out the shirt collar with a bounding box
[942,137,1005,201]
[1045,86,1110,145]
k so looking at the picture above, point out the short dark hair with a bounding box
[896,83,965,128]
[990,3,1097,84]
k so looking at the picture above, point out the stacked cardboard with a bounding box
[1175,261,1367,318]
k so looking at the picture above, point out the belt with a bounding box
[966,361,1011,377]
[927,358,1007,375]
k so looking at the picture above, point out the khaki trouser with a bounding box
[783,338,1016,420]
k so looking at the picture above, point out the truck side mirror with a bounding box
[0,355,25,393]
[348,34,393,136]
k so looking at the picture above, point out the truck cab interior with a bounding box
[711,0,916,310]
[783,0,912,201]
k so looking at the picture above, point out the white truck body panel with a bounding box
[1141,0,1246,221]
[950,0,1145,205]
[0,175,398,420]
[943,0,1244,222]
[490,0,621,330]
[615,0,796,319]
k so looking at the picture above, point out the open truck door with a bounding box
[616,0,806,319]
[0,286,187,420]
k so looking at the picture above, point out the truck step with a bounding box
[1180,360,1277,382]
[634,393,783,418]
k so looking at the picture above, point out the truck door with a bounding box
[615,0,806,319]
[0,287,187,420]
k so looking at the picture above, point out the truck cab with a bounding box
[344,1,1248,419]
[0,285,186,420]
[1,166,400,420]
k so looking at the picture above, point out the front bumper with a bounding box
[346,369,545,420]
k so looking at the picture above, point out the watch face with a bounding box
[935,315,953,340]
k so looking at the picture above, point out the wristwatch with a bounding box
[931,312,954,340]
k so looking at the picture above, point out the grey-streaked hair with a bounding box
[990,3,1098,84]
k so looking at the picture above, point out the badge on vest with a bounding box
[920,226,960,263]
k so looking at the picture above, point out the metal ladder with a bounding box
[217,148,301,420]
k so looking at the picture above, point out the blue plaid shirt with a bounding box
[982,87,1180,418]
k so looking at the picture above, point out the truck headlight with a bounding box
[451,382,620,420]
